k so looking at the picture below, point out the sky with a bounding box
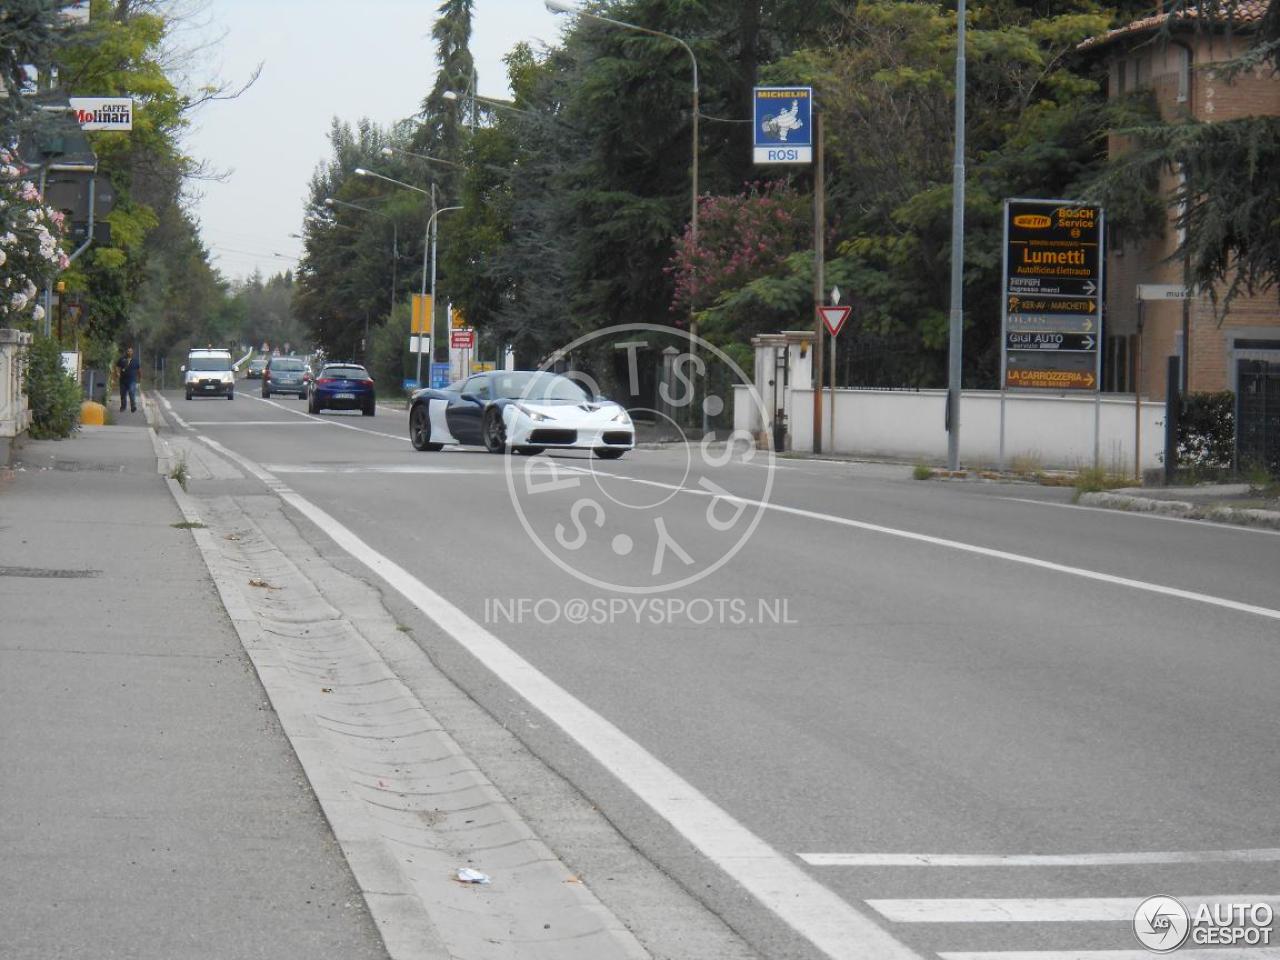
[182,0,564,282]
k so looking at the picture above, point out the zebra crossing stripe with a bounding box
[801,849,1280,867]
[866,896,1280,923]
[937,950,1280,960]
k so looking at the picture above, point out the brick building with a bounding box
[1082,1,1280,400]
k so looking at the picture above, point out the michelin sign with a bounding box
[753,87,812,164]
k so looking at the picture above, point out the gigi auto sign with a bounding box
[69,98,133,131]
[1001,199,1103,392]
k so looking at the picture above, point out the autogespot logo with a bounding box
[505,323,776,594]
[1134,896,1191,953]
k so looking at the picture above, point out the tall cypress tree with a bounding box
[414,0,476,177]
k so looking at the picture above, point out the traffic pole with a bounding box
[812,111,825,455]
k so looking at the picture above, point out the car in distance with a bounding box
[308,362,376,416]
[408,370,633,458]
[262,355,310,398]
[245,357,267,379]
[183,348,235,400]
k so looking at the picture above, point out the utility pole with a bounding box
[946,0,967,471]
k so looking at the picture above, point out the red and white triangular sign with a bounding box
[818,304,851,337]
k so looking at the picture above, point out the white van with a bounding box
[183,348,235,400]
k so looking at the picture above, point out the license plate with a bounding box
[335,392,355,399]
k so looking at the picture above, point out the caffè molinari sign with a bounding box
[69,98,133,132]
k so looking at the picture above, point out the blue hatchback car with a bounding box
[308,362,376,416]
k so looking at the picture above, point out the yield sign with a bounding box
[817,304,851,337]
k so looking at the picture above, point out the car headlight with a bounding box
[611,408,632,424]
[516,404,552,422]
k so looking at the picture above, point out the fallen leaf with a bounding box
[247,578,278,589]
[320,687,333,694]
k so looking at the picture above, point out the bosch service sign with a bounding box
[753,87,812,164]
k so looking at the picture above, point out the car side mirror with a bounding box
[180,364,186,373]
[595,394,609,402]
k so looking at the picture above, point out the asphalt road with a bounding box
[157,386,1280,960]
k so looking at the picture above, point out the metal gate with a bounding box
[1236,358,1280,475]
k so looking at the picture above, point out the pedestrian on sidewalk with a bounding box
[116,345,140,412]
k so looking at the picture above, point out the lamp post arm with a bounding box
[574,11,699,242]
[354,168,432,197]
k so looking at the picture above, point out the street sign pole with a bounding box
[1093,209,1106,469]
[1135,297,1144,480]
[812,111,824,455]
[999,198,1009,469]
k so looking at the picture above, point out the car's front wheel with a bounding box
[482,407,508,454]
[593,448,626,460]
[185,389,192,401]
[410,403,443,451]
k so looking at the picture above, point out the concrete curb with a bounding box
[1078,490,1280,530]
[145,407,650,960]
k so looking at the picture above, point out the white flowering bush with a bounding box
[0,146,70,327]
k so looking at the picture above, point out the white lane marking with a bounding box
[156,393,193,430]
[938,950,1280,960]
[181,420,326,427]
[193,432,923,960]
[262,464,501,475]
[994,496,1280,538]
[802,849,1280,867]
[560,467,1280,622]
[867,895,1280,923]
[250,393,412,443]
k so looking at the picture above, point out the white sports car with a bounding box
[408,370,634,459]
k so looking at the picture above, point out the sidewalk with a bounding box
[0,405,389,960]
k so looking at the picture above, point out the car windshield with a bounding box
[249,359,266,369]
[272,358,305,371]
[188,357,230,371]
[492,372,590,403]
[321,366,368,379]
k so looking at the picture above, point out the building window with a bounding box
[1116,59,1127,95]
[1175,45,1190,103]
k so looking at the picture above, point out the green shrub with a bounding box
[1073,465,1132,495]
[912,462,932,480]
[25,335,81,439]
[369,304,411,399]
[1178,391,1234,469]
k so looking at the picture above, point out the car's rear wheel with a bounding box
[593,448,625,460]
[362,399,375,417]
[227,390,234,400]
[482,407,508,454]
[410,403,443,451]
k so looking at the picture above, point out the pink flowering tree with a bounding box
[0,146,70,328]
[666,182,809,335]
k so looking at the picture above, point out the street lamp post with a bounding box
[354,168,462,388]
[544,0,698,251]
[355,168,437,386]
